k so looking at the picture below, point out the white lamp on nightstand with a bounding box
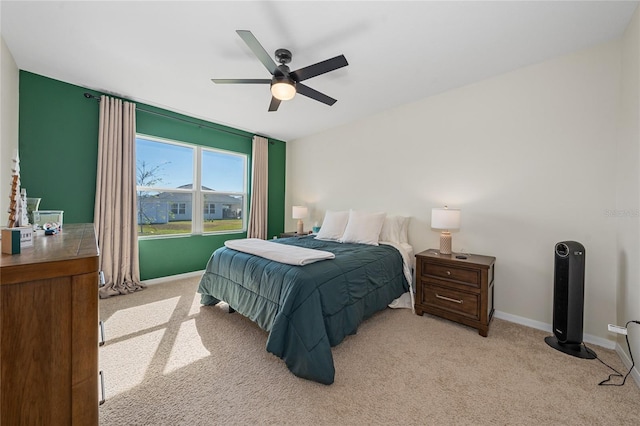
[431,206,461,255]
[292,206,308,235]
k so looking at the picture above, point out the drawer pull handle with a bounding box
[436,293,463,304]
[99,320,105,346]
[99,370,106,405]
[446,271,451,276]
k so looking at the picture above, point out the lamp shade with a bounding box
[271,78,296,101]
[292,206,308,219]
[431,207,461,230]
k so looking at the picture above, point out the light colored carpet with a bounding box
[98,276,640,425]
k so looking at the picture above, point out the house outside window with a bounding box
[136,134,247,237]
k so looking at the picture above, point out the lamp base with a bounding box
[297,219,304,235]
[439,231,452,255]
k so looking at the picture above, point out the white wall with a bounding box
[617,6,640,379]
[287,41,622,343]
[1,35,19,227]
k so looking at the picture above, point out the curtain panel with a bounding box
[247,135,269,239]
[95,95,144,298]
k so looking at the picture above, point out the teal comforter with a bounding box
[197,236,408,384]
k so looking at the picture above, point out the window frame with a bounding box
[136,133,248,239]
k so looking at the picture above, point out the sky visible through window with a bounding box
[136,137,244,192]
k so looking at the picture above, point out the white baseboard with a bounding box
[141,270,205,286]
[493,310,616,350]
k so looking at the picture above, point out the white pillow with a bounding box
[400,216,410,244]
[379,216,409,244]
[314,210,349,241]
[339,210,387,246]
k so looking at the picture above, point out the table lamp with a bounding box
[292,206,308,234]
[431,206,461,255]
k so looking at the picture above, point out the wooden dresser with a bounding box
[415,249,495,337]
[1,223,99,425]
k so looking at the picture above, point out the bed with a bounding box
[197,234,411,385]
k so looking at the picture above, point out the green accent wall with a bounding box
[18,71,286,280]
[18,72,100,222]
[267,138,286,240]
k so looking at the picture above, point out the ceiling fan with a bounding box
[212,30,349,112]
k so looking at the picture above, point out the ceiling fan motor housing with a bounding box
[271,75,296,88]
[275,48,292,64]
[275,64,292,78]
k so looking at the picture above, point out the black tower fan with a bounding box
[544,241,596,359]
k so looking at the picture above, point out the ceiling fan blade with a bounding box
[268,97,281,112]
[236,30,278,75]
[211,79,271,84]
[290,55,348,82]
[296,83,337,106]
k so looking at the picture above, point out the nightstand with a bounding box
[415,249,496,337]
[279,231,311,238]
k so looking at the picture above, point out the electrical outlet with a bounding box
[608,324,628,335]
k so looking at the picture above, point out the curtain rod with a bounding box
[83,92,273,143]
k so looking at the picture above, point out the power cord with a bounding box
[585,320,639,386]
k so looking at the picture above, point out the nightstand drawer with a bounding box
[421,260,480,287]
[422,283,479,319]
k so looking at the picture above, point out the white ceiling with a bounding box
[1,1,637,141]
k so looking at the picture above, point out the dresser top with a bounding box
[1,223,98,285]
[416,249,495,267]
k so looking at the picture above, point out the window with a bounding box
[171,203,186,215]
[136,135,247,237]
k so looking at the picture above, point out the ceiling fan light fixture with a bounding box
[271,77,296,101]
[214,30,347,111]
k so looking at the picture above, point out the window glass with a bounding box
[136,135,247,238]
[137,190,193,236]
[136,137,193,189]
[202,193,244,233]
[201,149,245,192]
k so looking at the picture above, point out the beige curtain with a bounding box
[247,135,269,239]
[95,95,144,298]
